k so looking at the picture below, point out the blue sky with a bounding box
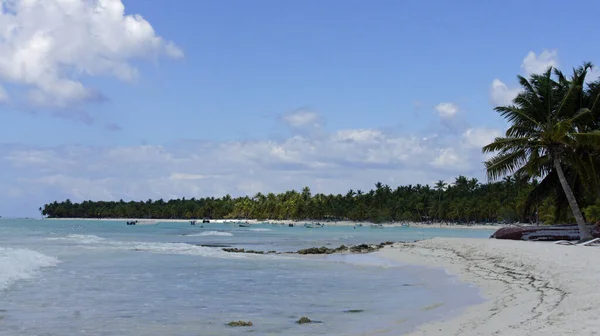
[1,0,599,216]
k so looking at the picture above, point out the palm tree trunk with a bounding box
[553,157,593,241]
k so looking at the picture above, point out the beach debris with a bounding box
[296,316,312,324]
[491,225,600,241]
[227,320,253,327]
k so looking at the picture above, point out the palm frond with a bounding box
[484,150,528,181]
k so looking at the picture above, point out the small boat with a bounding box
[370,224,384,229]
[304,223,314,228]
[202,218,210,223]
[126,221,136,225]
[288,223,294,227]
[314,223,324,228]
[239,222,250,227]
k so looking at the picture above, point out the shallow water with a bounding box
[0,219,492,335]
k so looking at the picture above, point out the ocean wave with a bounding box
[248,228,272,232]
[186,231,233,237]
[46,234,106,244]
[46,234,253,259]
[0,247,60,291]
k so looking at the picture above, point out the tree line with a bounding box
[39,175,598,224]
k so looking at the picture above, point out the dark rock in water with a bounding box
[297,316,312,324]
[223,247,245,253]
[222,248,264,254]
[197,243,231,248]
[344,309,364,313]
[297,246,334,254]
[349,244,376,253]
[491,225,600,241]
[297,242,391,254]
[227,320,253,327]
[223,241,395,255]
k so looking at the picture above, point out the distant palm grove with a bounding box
[40,176,599,224]
[41,63,600,227]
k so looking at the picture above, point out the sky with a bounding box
[1,0,600,217]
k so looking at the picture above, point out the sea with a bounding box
[0,219,495,336]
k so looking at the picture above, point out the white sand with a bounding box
[375,238,600,335]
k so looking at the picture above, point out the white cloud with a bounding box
[521,50,558,76]
[0,0,182,110]
[434,102,459,118]
[334,129,383,143]
[431,148,467,170]
[1,122,493,215]
[169,173,220,181]
[490,79,521,106]
[489,49,559,107]
[281,110,322,129]
[586,67,600,84]
[461,128,502,149]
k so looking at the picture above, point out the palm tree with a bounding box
[483,63,600,241]
[434,180,447,221]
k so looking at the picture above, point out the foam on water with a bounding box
[46,234,252,259]
[0,247,60,291]
[46,234,106,244]
[186,231,234,237]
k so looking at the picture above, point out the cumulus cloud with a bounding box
[434,102,459,118]
[489,79,521,106]
[521,49,558,76]
[489,50,559,107]
[0,123,495,216]
[0,0,182,111]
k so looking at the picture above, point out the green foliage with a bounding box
[483,62,600,232]
[40,176,557,223]
[583,201,600,223]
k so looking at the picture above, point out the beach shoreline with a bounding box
[40,217,507,230]
[375,238,600,335]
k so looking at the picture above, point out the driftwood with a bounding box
[491,225,600,241]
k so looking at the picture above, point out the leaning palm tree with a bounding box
[483,63,600,241]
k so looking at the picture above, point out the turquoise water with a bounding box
[0,219,493,335]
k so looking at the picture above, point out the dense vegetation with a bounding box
[484,63,600,239]
[39,176,597,224]
[41,63,600,228]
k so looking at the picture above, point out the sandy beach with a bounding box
[376,238,600,335]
